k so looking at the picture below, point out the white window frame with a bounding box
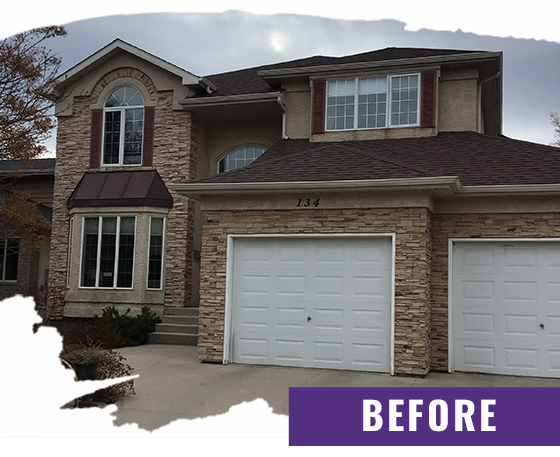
[101,86,144,167]
[146,216,166,290]
[325,73,421,132]
[0,235,19,282]
[78,215,136,289]
[67,218,73,288]
[217,146,266,173]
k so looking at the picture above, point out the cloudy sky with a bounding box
[3,4,560,153]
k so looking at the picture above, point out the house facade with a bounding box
[49,40,560,379]
[0,159,54,301]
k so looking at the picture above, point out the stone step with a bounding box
[148,332,198,346]
[147,307,199,346]
[161,315,198,326]
[155,323,198,334]
[165,307,199,317]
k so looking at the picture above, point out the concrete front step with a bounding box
[148,332,198,346]
[148,308,199,346]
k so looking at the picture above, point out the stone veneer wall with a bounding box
[430,212,560,371]
[48,68,197,317]
[198,207,432,376]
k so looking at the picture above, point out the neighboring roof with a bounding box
[0,158,56,175]
[200,48,491,98]
[0,188,52,222]
[52,39,216,95]
[187,132,560,188]
[68,170,173,209]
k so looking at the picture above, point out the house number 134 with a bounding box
[297,198,320,207]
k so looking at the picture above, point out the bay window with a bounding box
[326,73,419,131]
[80,216,136,288]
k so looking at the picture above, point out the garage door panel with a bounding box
[232,237,392,372]
[453,241,560,378]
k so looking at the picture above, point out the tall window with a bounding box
[103,86,144,166]
[218,147,265,173]
[147,217,165,289]
[0,237,18,281]
[80,216,136,288]
[326,73,419,131]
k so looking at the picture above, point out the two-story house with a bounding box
[49,40,560,379]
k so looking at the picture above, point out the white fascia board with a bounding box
[179,92,282,107]
[460,183,560,196]
[257,52,502,79]
[169,176,462,198]
[52,39,203,90]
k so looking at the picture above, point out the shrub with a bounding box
[90,349,135,404]
[89,306,160,349]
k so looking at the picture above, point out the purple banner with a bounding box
[289,387,560,446]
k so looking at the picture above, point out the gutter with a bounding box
[477,69,501,133]
[170,176,463,198]
[277,95,288,139]
[179,92,282,108]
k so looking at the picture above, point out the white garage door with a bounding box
[452,241,560,378]
[230,236,393,372]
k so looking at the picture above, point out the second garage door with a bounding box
[452,241,560,378]
[230,236,393,372]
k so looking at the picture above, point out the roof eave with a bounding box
[257,52,503,80]
[179,91,282,108]
[170,176,463,199]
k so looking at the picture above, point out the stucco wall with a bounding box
[197,207,432,376]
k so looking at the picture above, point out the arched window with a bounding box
[218,147,265,173]
[103,86,144,165]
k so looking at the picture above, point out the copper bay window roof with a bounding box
[68,170,173,209]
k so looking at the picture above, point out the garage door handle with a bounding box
[540,323,545,329]
[307,316,311,322]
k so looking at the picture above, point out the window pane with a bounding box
[357,76,387,129]
[218,147,265,173]
[117,217,135,288]
[326,79,355,130]
[99,217,117,287]
[124,108,143,164]
[103,111,121,164]
[3,239,19,280]
[147,218,164,289]
[390,75,419,126]
[81,218,99,287]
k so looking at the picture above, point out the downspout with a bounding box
[477,70,501,133]
[277,95,289,139]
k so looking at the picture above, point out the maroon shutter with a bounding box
[142,106,155,167]
[311,79,326,134]
[89,109,102,168]
[420,71,437,128]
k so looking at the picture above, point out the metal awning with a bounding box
[68,170,173,209]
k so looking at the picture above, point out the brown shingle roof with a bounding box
[201,48,483,97]
[193,132,560,187]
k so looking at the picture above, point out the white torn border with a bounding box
[0,1,559,42]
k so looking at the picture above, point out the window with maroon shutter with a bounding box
[311,79,326,134]
[142,106,155,167]
[420,70,437,128]
[89,109,102,169]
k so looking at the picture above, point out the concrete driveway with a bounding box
[113,344,560,431]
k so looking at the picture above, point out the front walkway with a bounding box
[113,344,560,431]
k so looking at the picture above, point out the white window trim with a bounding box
[325,72,421,132]
[146,216,166,290]
[101,86,144,167]
[78,215,136,290]
[222,233,396,375]
[0,235,18,282]
[66,218,73,288]
[216,146,266,174]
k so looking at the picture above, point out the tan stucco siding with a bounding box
[438,78,478,132]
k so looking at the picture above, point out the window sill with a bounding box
[312,126,436,143]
